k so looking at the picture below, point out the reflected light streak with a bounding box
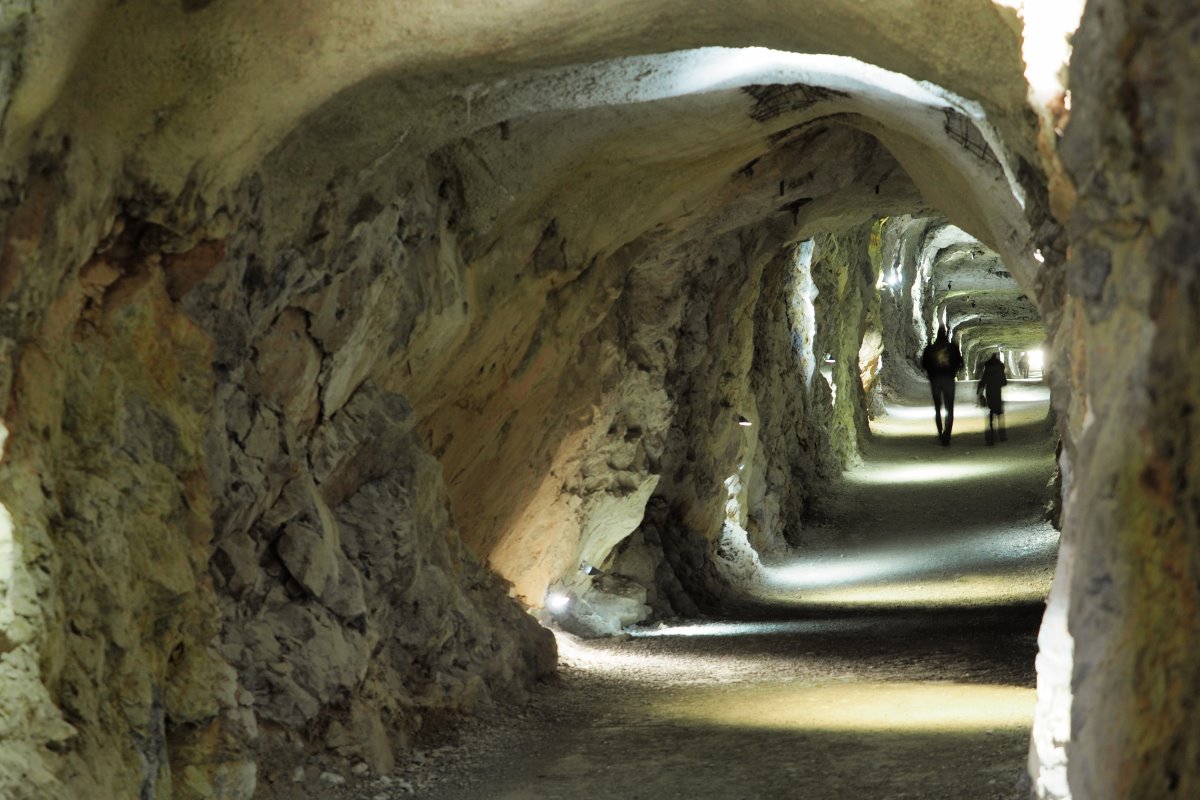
[631,618,880,640]
[847,459,1008,486]
[764,556,894,590]
[1004,381,1049,401]
[871,389,1050,439]
[875,404,952,421]
[658,681,1034,733]
[760,524,1059,605]
[766,572,1052,607]
[553,631,770,682]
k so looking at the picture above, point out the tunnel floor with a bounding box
[360,380,1059,800]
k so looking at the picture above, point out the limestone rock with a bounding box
[276,517,368,623]
[244,307,323,434]
[557,574,652,639]
[324,699,395,775]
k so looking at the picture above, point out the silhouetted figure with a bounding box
[920,325,964,446]
[977,353,1008,445]
[1017,352,1030,379]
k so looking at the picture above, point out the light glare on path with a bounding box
[656,681,1035,733]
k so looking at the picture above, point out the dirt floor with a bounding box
[342,379,1059,800]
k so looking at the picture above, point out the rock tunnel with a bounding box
[0,1,1197,798]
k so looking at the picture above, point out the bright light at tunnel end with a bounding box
[994,0,1086,110]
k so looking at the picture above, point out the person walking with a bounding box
[920,325,964,446]
[977,352,1008,445]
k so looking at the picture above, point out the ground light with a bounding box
[631,619,881,639]
[846,459,1009,485]
[545,591,571,613]
[870,382,1050,439]
[751,382,1059,608]
[555,629,1034,733]
[757,569,1054,606]
[755,523,1058,607]
[653,681,1033,733]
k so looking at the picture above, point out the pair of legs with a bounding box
[929,375,956,445]
[985,406,1007,444]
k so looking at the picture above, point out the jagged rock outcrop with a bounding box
[0,150,559,800]
[0,204,250,798]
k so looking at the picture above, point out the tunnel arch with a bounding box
[5,15,1050,795]
[2,2,1031,200]
[233,37,1069,789]
[237,43,1049,605]
[20,2,1200,799]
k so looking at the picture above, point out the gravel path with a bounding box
[344,379,1059,800]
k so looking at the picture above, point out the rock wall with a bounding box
[170,153,570,791]
[807,229,878,465]
[1047,0,1200,796]
[741,228,878,554]
[0,142,559,800]
[0,167,249,798]
[875,216,943,393]
[0,88,917,798]
[742,244,837,555]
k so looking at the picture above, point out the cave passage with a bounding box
[11,3,1200,798]
[397,376,1059,800]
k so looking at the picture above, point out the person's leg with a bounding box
[930,382,944,437]
[943,378,957,440]
[986,411,996,445]
[998,408,1007,441]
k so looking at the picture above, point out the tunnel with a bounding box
[0,1,1197,798]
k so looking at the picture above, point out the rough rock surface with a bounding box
[1045,1,1200,797]
[0,221,247,798]
[5,2,1194,799]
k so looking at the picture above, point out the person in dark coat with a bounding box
[920,325,964,446]
[977,352,1008,444]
